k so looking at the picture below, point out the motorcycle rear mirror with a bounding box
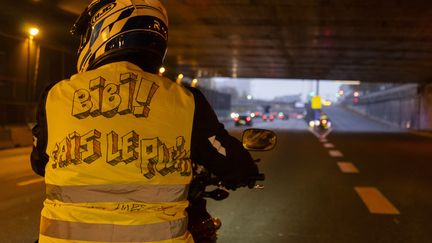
[241,129,277,151]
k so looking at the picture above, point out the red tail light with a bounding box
[246,117,251,122]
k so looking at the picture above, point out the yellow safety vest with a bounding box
[39,62,195,243]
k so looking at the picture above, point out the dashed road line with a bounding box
[320,128,332,139]
[323,143,335,148]
[354,187,400,215]
[16,177,44,186]
[337,162,359,173]
[329,150,343,157]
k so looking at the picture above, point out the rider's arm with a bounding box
[30,83,57,176]
[187,87,258,189]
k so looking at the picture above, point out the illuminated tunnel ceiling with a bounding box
[4,0,432,83]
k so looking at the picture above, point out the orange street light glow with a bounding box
[29,27,39,38]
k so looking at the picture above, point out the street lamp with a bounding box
[28,27,39,39]
[158,66,166,76]
[27,27,39,100]
[176,73,184,84]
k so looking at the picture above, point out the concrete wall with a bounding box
[345,84,427,130]
[419,84,432,130]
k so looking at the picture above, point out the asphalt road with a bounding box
[1,105,432,242]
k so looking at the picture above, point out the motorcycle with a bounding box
[308,113,332,136]
[187,128,277,243]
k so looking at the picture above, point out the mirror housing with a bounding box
[242,129,277,151]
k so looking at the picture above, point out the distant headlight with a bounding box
[309,121,316,127]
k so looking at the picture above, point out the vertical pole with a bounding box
[316,80,320,96]
[32,44,40,101]
[26,38,31,101]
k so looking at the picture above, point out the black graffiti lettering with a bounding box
[69,131,82,164]
[56,138,70,168]
[133,78,159,118]
[106,131,139,166]
[130,203,145,212]
[178,158,192,177]
[139,136,191,178]
[52,132,82,168]
[118,73,137,114]
[120,204,130,211]
[165,146,177,173]
[122,131,139,163]
[156,143,170,176]
[115,203,145,212]
[173,136,186,160]
[72,89,92,119]
[81,129,102,163]
[51,144,59,169]
[120,72,138,84]
[140,138,159,179]
[50,129,190,178]
[71,73,158,120]
[101,83,121,118]
[89,77,105,117]
[107,131,122,165]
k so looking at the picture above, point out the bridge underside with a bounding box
[2,0,432,83]
[161,0,432,83]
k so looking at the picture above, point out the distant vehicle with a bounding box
[234,114,253,126]
[252,111,262,118]
[262,113,274,122]
[308,113,332,130]
[277,112,288,120]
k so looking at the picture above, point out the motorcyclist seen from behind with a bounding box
[30,0,259,242]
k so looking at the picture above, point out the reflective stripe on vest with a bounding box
[40,216,188,242]
[46,184,189,203]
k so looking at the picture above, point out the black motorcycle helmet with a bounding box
[70,0,168,74]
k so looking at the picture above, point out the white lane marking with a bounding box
[16,177,45,186]
[320,138,328,143]
[323,143,335,148]
[309,127,333,140]
[320,128,332,138]
[308,128,320,138]
[329,150,343,157]
[337,162,359,173]
[354,187,400,215]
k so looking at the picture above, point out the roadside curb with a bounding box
[410,131,432,138]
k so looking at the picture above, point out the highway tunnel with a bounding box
[1,1,432,242]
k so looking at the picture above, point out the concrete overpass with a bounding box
[2,0,432,82]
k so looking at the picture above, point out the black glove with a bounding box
[221,178,247,190]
